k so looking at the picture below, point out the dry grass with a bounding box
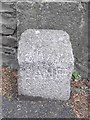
[70,79,89,118]
[1,67,18,99]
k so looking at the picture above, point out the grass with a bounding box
[72,70,81,81]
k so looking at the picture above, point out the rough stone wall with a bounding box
[0,2,18,69]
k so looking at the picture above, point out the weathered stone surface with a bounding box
[2,46,16,55]
[0,2,14,13]
[0,2,17,30]
[0,13,16,34]
[0,2,18,69]
[0,25,15,35]
[0,35,17,48]
[17,2,88,78]
[18,29,74,100]
[0,15,17,30]
[1,12,16,18]
[1,51,18,69]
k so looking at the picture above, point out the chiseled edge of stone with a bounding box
[1,0,90,3]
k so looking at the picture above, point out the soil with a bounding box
[1,67,18,98]
[70,79,89,118]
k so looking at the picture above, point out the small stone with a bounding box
[2,46,16,55]
[0,25,15,35]
[0,35,17,48]
[1,52,18,69]
[0,14,17,30]
[1,12,15,18]
[0,16,17,30]
[0,2,14,13]
[18,29,74,100]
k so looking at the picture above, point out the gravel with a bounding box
[2,96,75,118]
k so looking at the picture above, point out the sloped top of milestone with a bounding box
[18,29,74,66]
